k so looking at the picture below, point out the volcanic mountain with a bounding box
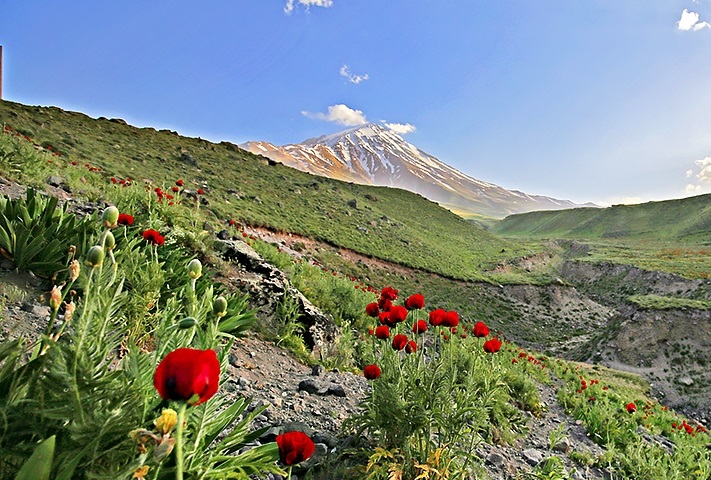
[241,123,590,218]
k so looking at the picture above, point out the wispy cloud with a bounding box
[302,104,368,126]
[677,9,711,31]
[284,0,333,15]
[339,65,369,84]
[383,122,417,135]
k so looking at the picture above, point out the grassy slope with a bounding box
[491,196,711,279]
[492,196,711,242]
[0,100,541,282]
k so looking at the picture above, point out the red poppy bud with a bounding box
[483,338,502,353]
[197,188,205,195]
[176,179,184,187]
[276,431,315,466]
[172,186,180,192]
[625,403,637,414]
[363,364,381,380]
[405,340,417,354]
[392,334,408,351]
[153,348,220,405]
[404,293,425,310]
[473,321,489,338]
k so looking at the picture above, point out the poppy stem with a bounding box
[286,465,293,479]
[175,402,188,480]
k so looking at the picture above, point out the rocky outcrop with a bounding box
[215,237,340,354]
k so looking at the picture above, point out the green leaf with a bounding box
[14,435,55,480]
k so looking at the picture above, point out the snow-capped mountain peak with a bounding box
[240,124,588,218]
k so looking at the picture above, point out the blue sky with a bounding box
[1,0,710,205]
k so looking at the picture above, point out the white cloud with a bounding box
[302,104,368,126]
[681,157,711,195]
[339,65,369,84]
[677,9,711,31]
[284,0,333,14]
[695,156,711,183]
[383,122,417,135]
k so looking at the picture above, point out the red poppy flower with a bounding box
[375,325,390,339]
[441,310,459,328]
[380,286,398,301]
[171,186,180,192]
[365,302,380,317]
[389,305,408,324]
[405,340,417,354]
[392,334,408,351]
[142,229,165,246]
[276,431,315,466]
[404,293,425,310]
[429,308,446,326]
[483,338,502,353]
[197,188,205,195]
[176,179,184,187]
[378,298,392,312]
[625,403,637,414]
[117,213,134,226]
[412,320,428,334]
[473,321,489,338]
[363,364,381,380]
[378,311,394,327]
[153,348,220,405]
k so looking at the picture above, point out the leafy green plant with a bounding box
[0,188,96,277]
[0,203,277,480]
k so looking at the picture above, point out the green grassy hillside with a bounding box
[0,100,540,282]
[492,195,711,243]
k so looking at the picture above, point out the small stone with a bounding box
[328,384,346,397]
[298,379,322,395]
[522,448,544,466]
[552,437,571,454]
[678,376,694,386]
[486,452,506,467]
[47,175,63,187]
[311,364,326,376]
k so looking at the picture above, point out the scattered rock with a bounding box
[522,448,544,466]
[46,176,63,187]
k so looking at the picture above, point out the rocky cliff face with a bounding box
[560,261,711,422]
